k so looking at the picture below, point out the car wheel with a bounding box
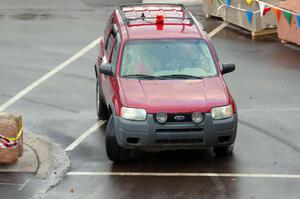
[213,144,234,157]
[96,82,109,120]
[105,116,129,163]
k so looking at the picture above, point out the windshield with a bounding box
[120,39,218,78]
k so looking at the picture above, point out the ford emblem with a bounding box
[174,115,185,121]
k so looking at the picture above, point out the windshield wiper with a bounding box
[122,74,166,80]
[159,74,203,79]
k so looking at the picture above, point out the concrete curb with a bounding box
[24,130,70,199]
[0,130,70,198]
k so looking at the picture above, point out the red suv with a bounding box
[94,4,237,162]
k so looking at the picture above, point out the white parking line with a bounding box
[0,37,101,112]
[0,179,30,191]
[0,182,23,186]
[65,120,106,151]
[67,171,300,179]
[18,179,30,191]
[208,22,228,38]
[239,108,300,112]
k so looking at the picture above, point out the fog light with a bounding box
[156,112,168,123]
[192,112,203,124]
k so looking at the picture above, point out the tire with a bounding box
[105,116,130,163]
[96,82,109,120]
[213,144,234,157]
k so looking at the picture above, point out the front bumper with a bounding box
[114,113,238,151]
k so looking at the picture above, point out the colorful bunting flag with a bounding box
[263,7,271,16]
[284,11,292,24]
[272,7,281,22]
[218,0,300,30]
[247,10,253,24]
[259,2,265,17]
[226,0,230,6]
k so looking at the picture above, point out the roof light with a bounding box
[156,15,164,24]
[156,15,164,30]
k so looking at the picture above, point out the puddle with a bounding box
[13,12,51,20]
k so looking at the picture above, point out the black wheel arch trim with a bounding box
[94,64,98,79]
[108,103,115,116]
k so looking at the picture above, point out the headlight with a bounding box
[156,112,168,123]
[121,107,147,121]
[192,112,204,123]
[211,105,233,120]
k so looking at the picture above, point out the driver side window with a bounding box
[106,32,115,57]
[110,32,120,72]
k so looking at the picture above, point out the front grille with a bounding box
[156,139,203,144]
[156,128,203,133]
[162,113,193,123]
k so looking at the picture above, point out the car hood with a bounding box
[119,77,228,113]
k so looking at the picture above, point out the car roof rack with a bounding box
[119,3,194,26]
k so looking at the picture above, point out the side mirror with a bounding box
[221,63,236,75]
[99,64,114,77]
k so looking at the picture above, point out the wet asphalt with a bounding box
[0,0,300,198]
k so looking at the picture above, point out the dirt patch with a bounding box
[13,12,51,20]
